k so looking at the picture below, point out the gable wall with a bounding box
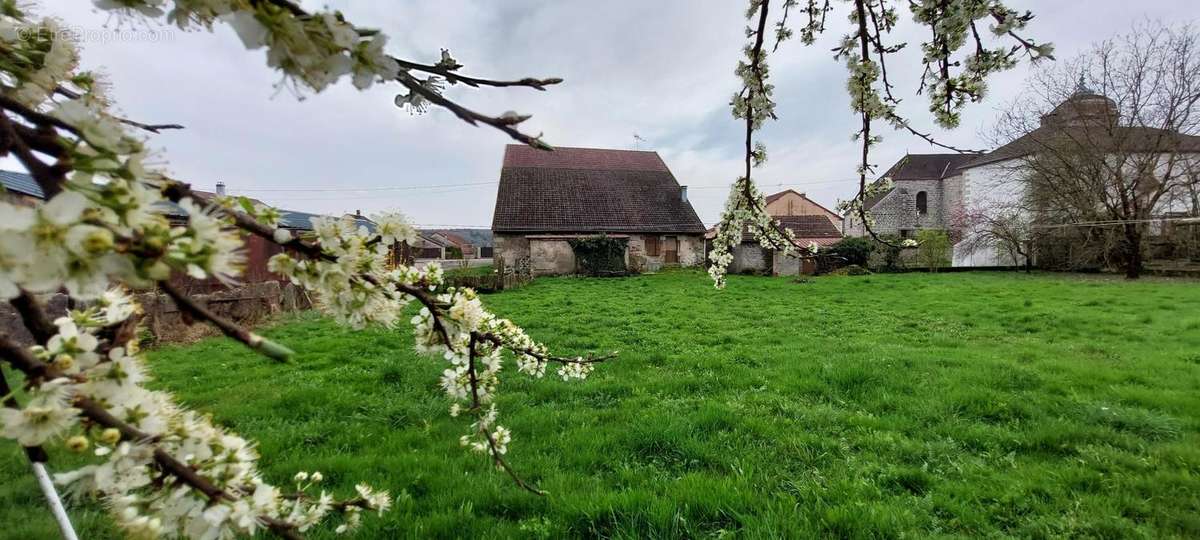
[765,192,840,224]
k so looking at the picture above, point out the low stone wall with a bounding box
[1,281,312,347]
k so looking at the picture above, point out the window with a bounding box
[900,229,911,238]
[645,235,660,256]
[916,191,928,215]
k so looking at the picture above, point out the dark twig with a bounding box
[53,87,184,134]
[158,280,293,362]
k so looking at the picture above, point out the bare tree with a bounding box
[957,202,1036,272]
[991,21,1200,279]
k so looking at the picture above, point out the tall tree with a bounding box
[991,22,1200,278]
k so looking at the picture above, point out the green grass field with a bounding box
[3,271,1200,538]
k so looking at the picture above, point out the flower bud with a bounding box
[66,435,89,453]
[311,472,323,483]
[82,228,114,254]
[145,260,171,280]
[100,427,121,445]
[53,354,74,371]
[294,471,308,482]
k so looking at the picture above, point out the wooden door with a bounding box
[664,236,678,264]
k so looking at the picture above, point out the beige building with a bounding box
[764,189,842,227]
[707,190,844,275]
[491,145,706,276]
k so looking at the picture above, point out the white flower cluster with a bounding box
[0,1,600,530]
[0,16,251,299]
[707,177,799,289]
[93,0,402,94]
[0,293,388,538]
[269,215,594,464]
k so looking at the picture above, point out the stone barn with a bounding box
[491,145,706,276]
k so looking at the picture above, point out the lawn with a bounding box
[3,271,1200,538]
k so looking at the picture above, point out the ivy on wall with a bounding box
[569,235,628,276]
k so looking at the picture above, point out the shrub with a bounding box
[916,229,951,272]
[869,235,906,272]
[829,264,871,276]
[828,237,873,267]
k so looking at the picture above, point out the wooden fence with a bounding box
[444,256,532,292]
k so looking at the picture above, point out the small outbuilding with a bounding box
[491,145,706,275]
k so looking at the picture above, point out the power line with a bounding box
[228,177,863,197]
[229,181,498,193]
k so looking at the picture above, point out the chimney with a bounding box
[680,185,688,203]
[215,181,226,196]
[355,209,362,217]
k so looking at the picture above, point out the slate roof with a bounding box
[865,153,981,210]
[881,153,978,181]
[492,145,706,234]
[959,125,1200,170]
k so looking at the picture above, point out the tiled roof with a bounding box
[0,170,43,198]
[881,153,978,181]
[492,145,706,234]
[775,215,842,239]
[501,144,669,172]
[712,215,843,242]
[435,231,473,247]
[959,125,1200,170]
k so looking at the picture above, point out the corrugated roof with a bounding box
[0,170,44,199]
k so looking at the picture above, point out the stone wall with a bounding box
[0,281,312,347]
[850,179,949,237]
[731,243,770,274]
[493,232,705,276]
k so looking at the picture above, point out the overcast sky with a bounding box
[26,1,1198,228]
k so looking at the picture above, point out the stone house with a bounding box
[843,153,977,240]
[709,190,844,275]
[491,145,706,275]
[846,86,1200,267]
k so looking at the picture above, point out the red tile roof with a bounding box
[775,215,842,239]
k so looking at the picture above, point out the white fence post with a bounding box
[30,460,79,540]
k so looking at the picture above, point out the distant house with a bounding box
[710,189,844,274]
[764,189,843,229]
[492,145,706,275]
[430,231,477,259]
[1,172,334,288]
[413,234,449,259]
[706,190,844,275]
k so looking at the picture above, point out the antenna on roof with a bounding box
[633,133,645,150]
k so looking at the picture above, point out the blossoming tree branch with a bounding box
[707,0,1053,287]
[0,0,612,537]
